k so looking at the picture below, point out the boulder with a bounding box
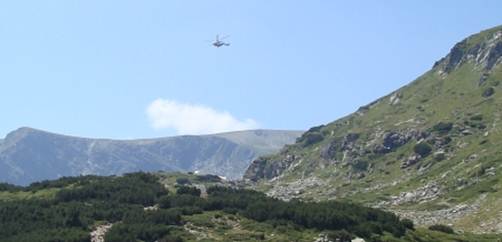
[402,154,421,168]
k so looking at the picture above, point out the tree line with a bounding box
[0,173,414,242]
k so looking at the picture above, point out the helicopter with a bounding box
[211,34,230,48]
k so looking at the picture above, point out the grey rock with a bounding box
[266,177,327,201]
[90,223,113,242]
[320,133,359,160]
[392,194,487,228]
[435,30,502,74]
[482,87,495,97]
[401,154,422,169]
[380,182,442,206]
[374,129,425,154]
[389,92,402,105]
[0,127,302,185]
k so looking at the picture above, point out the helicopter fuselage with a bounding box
[213,41,230,48]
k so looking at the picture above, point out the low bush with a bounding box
[175,177,191,185]
[428,224,454,234]
[414,143,432,157]
[482,87,495,97]
[176,186,201,197]
[432,122,453,134]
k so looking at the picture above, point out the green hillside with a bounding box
[2,173,501,242]
[244,25,502,233]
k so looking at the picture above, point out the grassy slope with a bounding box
[182,212,502,242]
[1,172,500,241]
[141,173,502,241]
[0,188,59,201]
[182,211,320,242]
[250,26,502,233]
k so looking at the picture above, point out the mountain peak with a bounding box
[244,25,502,233]
[0,127,302,185]
[3,127,43,141]
[434,25,502,74]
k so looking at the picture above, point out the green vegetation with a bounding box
[0,173,167,242]
[176,186,202,197]
[2,172,467,242]
[413,143,432,157]
[298,131,324,147]
[432,122,453,134]
[428,224,454,234]
[1,172,501,241]
[482,86,495,97]
[176,177,191,185]
[203,187,410,238]
[245,25,502,234]
[352,160,370,171]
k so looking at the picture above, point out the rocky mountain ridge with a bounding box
[0,127,302,185]
[244,25,502,233]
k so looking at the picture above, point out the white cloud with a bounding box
[146,99,259,135]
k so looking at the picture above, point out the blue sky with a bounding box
[1,1,502,139]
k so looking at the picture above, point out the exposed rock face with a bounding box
[243,25,502,233]
[392,194,487,229]
[244,154,298,181]
[374,129,425,154]
[320,133,359,160]
[0,128,302,185]
[379,182,442,206]
[265,176,328,201]
[389,92,402,105]
[435,29,502,74]
[246,127,432,181]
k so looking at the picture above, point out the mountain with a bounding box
[244,25,502,233]
[0,127,302,185]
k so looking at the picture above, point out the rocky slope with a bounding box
[0,128,301,185]
[244,25,502,233]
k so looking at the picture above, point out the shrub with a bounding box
[428,224,454,234]
[470,114,483,121]
[478,123,487,129]
[306,125,325,133]
[195,174,221,182]
[434,152,446,161]
[166,194,204,208]
[158,195,172,209]
[351,160,369,171]
[105,223,170,242]
[146,209,182,225]
[176,186,201,197]
[176,206,203,215]
[413,143,432,157]
[401,219,414,230]
[298,132,324,146]
[432,122,453,134]
[159,235,184,242]
[55,173,167,206]
[482,87,495,97]
[326,230,353,242]
[0,183,21,192]
[175,177,191,185]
